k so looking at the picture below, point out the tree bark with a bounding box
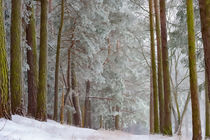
[84,80,91,128]
[26,2,38,118]
[199,0,210,102]
[10,0,23,115]
[60,88,64,124]
[154,0,164,133]
[186,0,202,139]
[36,0,48,121]
[159,0,172,135]
[54,0,65,121]
[149,0,159,133]
[0,0,11,119]
[150,69,154,134]
[71,53,82,126]
[205,70,210,138]
[115,106,120,130]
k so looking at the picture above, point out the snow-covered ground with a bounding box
[0,115,191,140]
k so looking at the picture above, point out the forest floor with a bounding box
[0,115,191,140]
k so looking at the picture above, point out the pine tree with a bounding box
[198,0,210,137]
[186,0,202,139]
[71,51,82,126]
[115,106,120,130]
[205,71,210,138]
[60,88,64,124]
[149,0,159,133]
[84,80,91,128]
[26,2,38,118]
[10,0,23,115]
[36,0,48,121]
[53,0,65,121]
[154,0,164,133]
[0,0,11,119]
[159,0,172,135]
[199,0,210,102]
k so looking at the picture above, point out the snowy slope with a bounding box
[0,115,191,140]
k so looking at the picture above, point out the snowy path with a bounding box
[0,115,190,140]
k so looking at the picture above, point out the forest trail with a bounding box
[0,115,191,140]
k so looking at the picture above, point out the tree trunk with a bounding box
[115,106,120,130]
[54,0,65,121]
[26,2,38,118]
[150,69,154,134]
[0,0,11,119]
[36,0,48,121]
[84,80,91,128]
[159,0,172,135]
[60,88,64,124]
[205,70,210,138]
[10,0,23,115]
[64,48,71,105]
[154,0,164,133]
[149,0,159,133]
[186,0,202,139]
[67,109,72,125]
[199,0,210,102]
[100,115,103,129]
[71,54,82,126]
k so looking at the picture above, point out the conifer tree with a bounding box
[0,0,11,119]
[159,0,172,135]
[10,0,23,115]
[26,2,38,117]
[186,0,202,139]
[36,0,48,121]
[53,0,65,121]
[149,0,159,133]
[154,0,164,133]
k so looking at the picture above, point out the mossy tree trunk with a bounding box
[10,0,23,115]
[84,80,91,128]
[159,0,172,135]
[186,0,202,139]
[0,0,11,119]
[149,0,159,133]
[26,2,38,118]
[54,0,65,121]
[154,0,164,133]
[36,0,48,121]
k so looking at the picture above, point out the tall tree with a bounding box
[199,0,210,102]
[186,0,202,139]
[84,80,91,128]
[199,0,210,137]
[71,52,82,127]
[10,0,23,115]
[150,69,154,133]
[159,0,172,135]
[115,105,120,130]
[205,71,210,138]
[36,0,48,121]
[54,0,65,121]
[26,2,38,117]
[0,0,11,119]
[149,0,159,133]
[154,0,164,133]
